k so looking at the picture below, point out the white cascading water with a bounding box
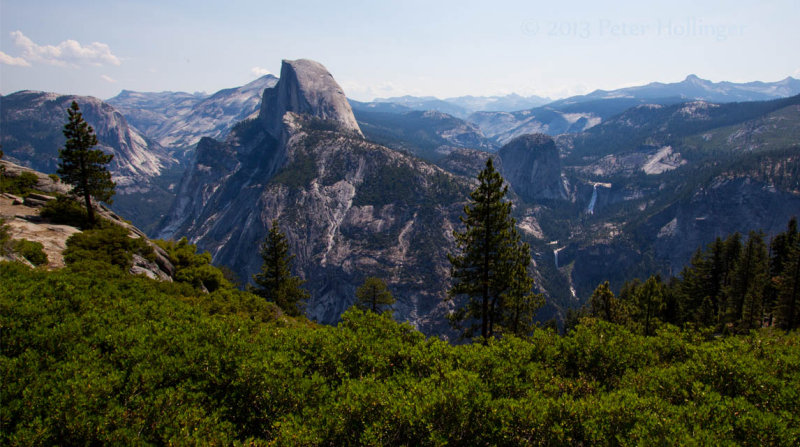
[587,184,598,215]
[554,246,564,268]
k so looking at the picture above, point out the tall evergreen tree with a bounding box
[57,101,115,227]
[768,217,798,326]
[634,275,666,336]
[355,277,395,314]
[725,231,768,331]
[775,235,800,331]
[589,281,617,323]
[252,220,309,317]
[447,158,540,341]
[678,248,712,323]
[499,240,543,337]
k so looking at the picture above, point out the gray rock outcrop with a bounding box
[1,160,175,279]
[498,134,567,202]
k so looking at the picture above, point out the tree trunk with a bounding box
[79,152,95,227]
[84,190,95,227]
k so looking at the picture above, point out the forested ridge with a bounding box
[572,217,800,335]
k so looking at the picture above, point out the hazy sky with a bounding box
[1,0,798,101]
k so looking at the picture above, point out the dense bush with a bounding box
[2,260,798,445]
[63,225,153,269]
[0,219,10,255]
[155,237,230,292]
[39,195,90,228]
[10,239,47,266]
[0,171,39,195]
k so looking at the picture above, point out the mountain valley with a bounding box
[2,66,800,331]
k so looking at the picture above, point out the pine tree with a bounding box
[57,101,115,227]
[768,217,798,326]
[775,237,800,331]
[447,158,540,341]
[633,275,666,336]
[724,231,768,331]
[355,277,395,314]
[677,248,712,323]
[589,281,616,323]
[500,240,543,336]
[252,220,309,317]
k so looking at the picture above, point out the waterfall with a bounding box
[553,246,564,268]
[587,184,598,215]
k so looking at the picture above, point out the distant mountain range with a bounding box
[552,74,800,105]
[365,75,800,117]
[367,93,552,118]
[359,75,800,145]
[471,76,800,144]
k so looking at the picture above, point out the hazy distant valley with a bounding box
[3,65,800,330]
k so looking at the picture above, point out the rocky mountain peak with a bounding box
[259,59,362,139]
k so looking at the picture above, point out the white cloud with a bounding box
[10,30,121,67]
[251,66,272,77]
[100,74,117,83]
[0,50,31,67]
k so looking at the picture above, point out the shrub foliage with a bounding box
[2,260,799,445]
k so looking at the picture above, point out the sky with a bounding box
[1,0,798,102]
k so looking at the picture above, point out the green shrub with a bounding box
[0,218,11,255]
[0,171,39,195]
[11,239,47,266]
[2,262,799,446]
[39,195,89,228]
[64,225,153,269]
[155,237,231,292]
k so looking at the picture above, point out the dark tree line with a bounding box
[577,217,800,333]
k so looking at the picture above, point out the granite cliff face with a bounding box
[160,59,470,333]
[498,134,567,202]
[260,59,362,139]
